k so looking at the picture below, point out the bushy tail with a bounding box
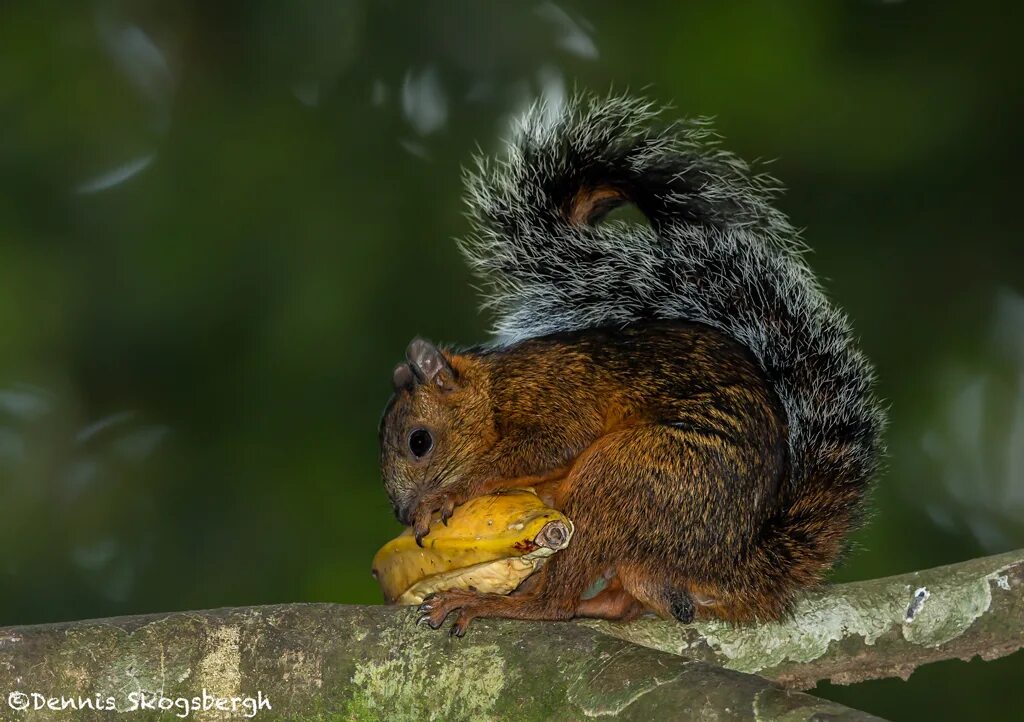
[461,94,886,599]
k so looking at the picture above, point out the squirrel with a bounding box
[378,94,886,636]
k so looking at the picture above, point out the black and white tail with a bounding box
[461,94,886,594]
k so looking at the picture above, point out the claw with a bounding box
[413,591,482,637]
[416,595,441,629]
[416,609,444,630]
[440,498,455,526]
[412,505,433,546]
[409,491,463,538]
[413,516,431,547]
[449,616,469,638]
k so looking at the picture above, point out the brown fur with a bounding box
[390,94,885,634]
[566,185,628,225]
[380,320,824,633]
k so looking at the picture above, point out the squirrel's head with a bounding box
[378,338,494,525]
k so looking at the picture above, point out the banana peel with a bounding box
[372,489,573,605]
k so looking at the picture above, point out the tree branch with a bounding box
[0,605,880,721]
[589,547,1024,690]
[1,549,1019,718]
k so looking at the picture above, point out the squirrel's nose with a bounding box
[395,499,414,527]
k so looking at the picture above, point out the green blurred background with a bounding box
[1,1,1022,718]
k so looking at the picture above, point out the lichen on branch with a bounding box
[0,548,1020,720]
[0,605,878,721]
[589,547,1024,689]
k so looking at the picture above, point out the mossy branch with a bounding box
[590,547,1024,690]
[0,605,879,721]
[0,549,1020,720]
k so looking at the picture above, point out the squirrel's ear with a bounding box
[392,362,415,391]
[406,338,457,390]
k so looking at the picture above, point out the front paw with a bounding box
[416,590,481,637]
[411,492,459,546]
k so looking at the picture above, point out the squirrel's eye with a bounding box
[408,428,433,458]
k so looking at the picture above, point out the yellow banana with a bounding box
[371,489,573,605]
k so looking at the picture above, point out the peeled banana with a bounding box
[371,489,573,605]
